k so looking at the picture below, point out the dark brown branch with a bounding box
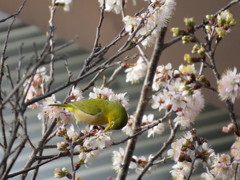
[20,119,57,179]
[0,0,27,153]
[116,27,167,180]
[7,152,63,179]
[46,2,57,93]
[1,138,27,180]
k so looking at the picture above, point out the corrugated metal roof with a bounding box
[0,23,235,180]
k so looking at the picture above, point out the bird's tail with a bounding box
[49,103,69,108]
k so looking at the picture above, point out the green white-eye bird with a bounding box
[49,99,128,131]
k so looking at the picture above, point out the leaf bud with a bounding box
[56,127,67,137]
[170,27,182,37]
[184,17,195,31]
[57,141,69,151]
[206,14,215,24]
[184,53,192,63]
[181,35,193,44]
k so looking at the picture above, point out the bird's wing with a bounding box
[71,100,102,116]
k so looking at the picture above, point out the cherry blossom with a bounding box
[83,130,112,150]
[98,0,124,14]
[142,114,165,138]
[112,147,156,175]
[125,57,148,84]
[130,155,156,174]
[152,63,174,91]
[78,150,101,167]
[89,87,115,100]
[37,95,73,124]
[24,66,50,109]
[170,161,192,180]
[123,0,176,47]
[152,64,204,128]
[200,171,215,180]
[122,115,135,136]
[66,124,80,142]
[122,114,165,138]
[68,86,84,102]
[169,131,216,179]
[112,147,125,173]
[89,87,129,109]
[210,154,235,180]
[55,0,72,11]
[218,68,240,103]
[231,137,240,162]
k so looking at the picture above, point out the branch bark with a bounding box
[116,27,167,180]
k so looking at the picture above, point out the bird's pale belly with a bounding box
[73,109,108,125]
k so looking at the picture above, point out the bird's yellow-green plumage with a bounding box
[49,99,128,131]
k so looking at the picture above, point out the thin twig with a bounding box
[102,65,122,87]
[7,152,63,178]
[20,119,57,179]
[92,0,105,54]
[46,1,57,93]
[163,0,240,49]
[0,2,27,173]
[17,43,25,83]
[69,142,76,180]
[0,0,27,23]
[1,138,27,180]
[186,146,201,180]
[22,26,147,108]
[112,111,171,145]
[136,124,179,180]
[81,69,105,92]
[234,163,239,180]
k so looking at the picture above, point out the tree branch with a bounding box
[116,27,167,180]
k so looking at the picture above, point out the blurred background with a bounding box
[0,0,239,179]
[1,0,239,109]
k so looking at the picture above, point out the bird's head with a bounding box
[104,101,128,131]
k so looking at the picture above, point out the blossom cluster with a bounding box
[54,125,113,178]
[23,67,50,109]
[168,130,215,179]
[112,147,156,175]
[37,95,74,124]
[151,63,204,128]
[169,131,240,180]
[218,68,240,103]
[54,167,72,179]
[123,0,176,47]
[37,86,83,124]
[201,137,240,180]
[205,10,236,39]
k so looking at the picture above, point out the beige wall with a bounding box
[0,0,240,110]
